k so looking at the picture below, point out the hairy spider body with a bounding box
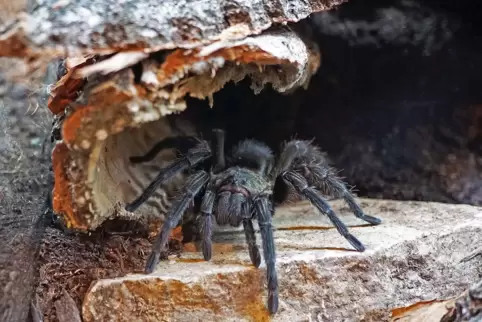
[125,129,381,315]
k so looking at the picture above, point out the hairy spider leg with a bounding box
[323,175,381,225]
[125,142,211,212]
[200,187,216,261]
[242,200,261,267]
[145,171,210,273]
[272,140,381,225]
[283,171,365,252]
[212,129,226,172]
[254,197,279,314]
[229,193,246,227]
[129,136,199,164]
[216,191,231,225]
[269,140,309,180]
[243,219,262,267]
[215,190,248,226]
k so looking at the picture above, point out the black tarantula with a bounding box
[125,129,381,314]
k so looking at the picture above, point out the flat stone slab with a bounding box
[82,198,482,322]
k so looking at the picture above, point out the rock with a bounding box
[54,289,82,322]
[82,198,482,322]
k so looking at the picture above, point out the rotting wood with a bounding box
[47,26,321,234]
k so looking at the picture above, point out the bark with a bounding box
[0,0,345,58]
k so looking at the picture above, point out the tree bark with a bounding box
[0,0,345,58]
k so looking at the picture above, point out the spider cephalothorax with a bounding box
[125,129,381,314]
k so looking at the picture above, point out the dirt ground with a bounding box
[36,229,154,321]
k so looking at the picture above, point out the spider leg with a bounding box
[324,176,381,225]
[145,171,210,273]
[216,191,231,225]
[283,171,365,252]
[211,129,226,172]
[129,136,199,164]
[239,200,261,267]
[228,193,246,227]
[273,140,380,225]
[270,140,309,180]
[254,197,279,314]
[125,141,211,212]
[242,202,261,267]
[200,187,215,261]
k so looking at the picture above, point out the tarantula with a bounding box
[125,129,381,314]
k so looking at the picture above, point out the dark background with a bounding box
[180,0,482,206]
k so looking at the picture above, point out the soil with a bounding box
[34,223,188,321]
[36,229,151,321]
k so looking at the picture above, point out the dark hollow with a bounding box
[176,0,482,206]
